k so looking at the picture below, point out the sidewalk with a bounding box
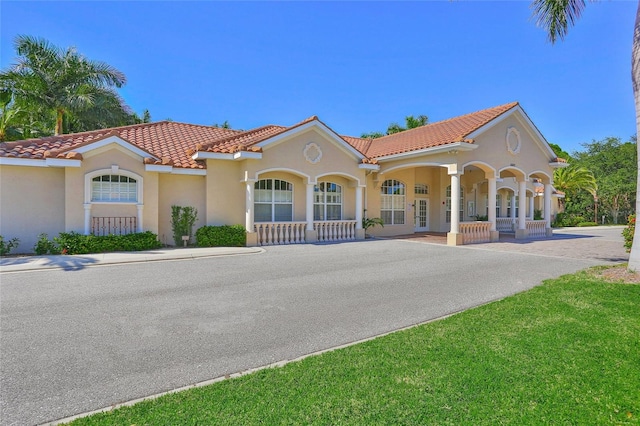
[0,246,264,273]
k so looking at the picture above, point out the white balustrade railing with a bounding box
[496,217,515,232]
[314,220,357,242]
[254,222,306,246]
[526,220,547,238]
[460,221,491,244]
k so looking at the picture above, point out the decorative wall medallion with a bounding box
[303,142,322,164]
[506,127,521,155]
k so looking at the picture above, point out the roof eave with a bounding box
[374,142,478,162]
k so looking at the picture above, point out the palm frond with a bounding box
[531,0,587,43]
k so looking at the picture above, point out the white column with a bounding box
[450,173,461,234]
[355,186,363,229]
[518,180,526,230]
[510,194,516,221]
[136,204,144,232]
[544,183,552,228]
[83,203,92,235]
[306,183,315,231]
[488,177,497,232]
[245,182,254,232]
[529,196,535,219]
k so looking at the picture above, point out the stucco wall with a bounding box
[0,165,65,253]
[65,146,159,236]
[205,160,245,226]
[157,174,206,246]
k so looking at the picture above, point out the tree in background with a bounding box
[572,137,637,224]
[0,35,130,136]
[531,0,640,270]
[549,142,572,162]
[553,165,597,212]
[212,120,231,129]
[361,114,429,138]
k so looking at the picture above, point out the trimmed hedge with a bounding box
[196,225,246,247]
[54,231,162,255]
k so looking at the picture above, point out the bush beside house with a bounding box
[50,231,161,255]
[196,225,246,247]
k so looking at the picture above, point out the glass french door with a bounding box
[415,198,429,231]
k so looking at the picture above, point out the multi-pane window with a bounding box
[91,175,137,202]
[414,183,429,195]
[445,185,465,223]
[254,179,293,222]
[381,179,405,225]
[486,194,503,216]
[314,182,342,220]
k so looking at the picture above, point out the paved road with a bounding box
[0,229,626,425]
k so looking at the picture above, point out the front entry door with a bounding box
[415,198,429,232]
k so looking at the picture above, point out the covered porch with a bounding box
[243,170,366,246]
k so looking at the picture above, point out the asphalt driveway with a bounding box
[0,228,627,425]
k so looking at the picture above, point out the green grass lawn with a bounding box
[72,269,640,425]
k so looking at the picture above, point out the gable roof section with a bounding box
[194,115,368,161]
[362,102,519,159]
[0,121,240,169]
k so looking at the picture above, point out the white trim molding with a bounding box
[375,142,478,162]
[84,168,144,204]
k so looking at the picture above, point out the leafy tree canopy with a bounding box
[361,114,428,139]
[0,35,141,138]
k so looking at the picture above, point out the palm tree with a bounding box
[552,166,598,211]
[386,114,429,135]
[532,0,640,271]
[0,35,128,135]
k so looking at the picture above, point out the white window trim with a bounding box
[314,181,343,221]
[414,183,429,195]
[254,178,294,222]
[381,179,406,225]
[85,168,144,204]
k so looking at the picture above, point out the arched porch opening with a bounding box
[247,169,363,246]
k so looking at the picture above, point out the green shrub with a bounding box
[196,225,246,247]
[33,233,59,255]
[0,236,20,256]
[362,217,385,231]
[171,205,198,246]
[534,209,543,220]
[54,231,161,255]
[473,215,488,221]
[623,214,635,253]
[552,212,586,227]
[577,222,597,227]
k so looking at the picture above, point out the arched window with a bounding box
[314,182,342,220]
[254,179,293,222]
[414,183,429,195]
[90,174,139,203]
[381,179,405,225]
[446,185,465,223]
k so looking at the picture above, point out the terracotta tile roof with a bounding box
[0,102,526,168]
[362,102,519,159]
[196,125,286,154]
[341,135,373,157]
[0,121,240,169]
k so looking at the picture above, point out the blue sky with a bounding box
[1,1,636,154]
